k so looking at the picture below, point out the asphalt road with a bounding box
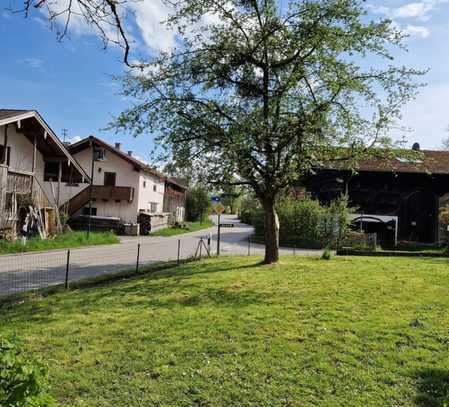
[0,215,322,296]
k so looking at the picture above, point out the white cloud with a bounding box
[369,0,448,21]
[68,136,82,144]
[403,24,431,38]
[394,2,436,20]
[130,0,176,53]
[20,57,44,69]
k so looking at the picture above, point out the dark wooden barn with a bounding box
[300,147,449,245]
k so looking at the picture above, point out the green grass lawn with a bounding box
[0,231,119,255]
[2,255,449,406]
[149,220,214,237]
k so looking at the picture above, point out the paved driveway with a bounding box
[0,215,322,296]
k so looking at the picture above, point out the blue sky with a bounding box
[0,0,449,156]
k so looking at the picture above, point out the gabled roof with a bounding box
[0,109,90,180]
[166,177,188,190]
[324,149,449,176]
[68,136,166,180]
[0,109,33,122]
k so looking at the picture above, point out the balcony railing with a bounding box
[90,185,134,202]
[66,185,134,215]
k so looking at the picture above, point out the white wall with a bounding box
[0,124,45,183]
[138,172,165,213]
[59,146,143,222]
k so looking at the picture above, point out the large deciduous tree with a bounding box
[114,0,424,264]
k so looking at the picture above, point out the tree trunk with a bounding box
[263,196,280,264]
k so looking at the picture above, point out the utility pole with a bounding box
[87,138,95,238]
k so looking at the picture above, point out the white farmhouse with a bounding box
[61,136,177,233]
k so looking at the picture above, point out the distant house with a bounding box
[0,109,88,237]
[300,145,449,245]
[61,136,186,233]
[163,177,187,223]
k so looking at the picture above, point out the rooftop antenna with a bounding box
[61,128,68,142]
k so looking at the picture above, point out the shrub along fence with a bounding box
[241,196,351,249]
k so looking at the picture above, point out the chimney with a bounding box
[127,151,133,157]
[115,142,121,150]
[412,142,420,151]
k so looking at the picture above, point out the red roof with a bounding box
[323,149,449,175]
[68,136,165,180]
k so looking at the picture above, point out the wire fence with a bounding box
[0,233,321,298]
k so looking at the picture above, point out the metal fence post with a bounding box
[217,224,221,256]
[136,243,141,273]
[65,250,71,290]
[177,239,181,266]
[248,236,251,256]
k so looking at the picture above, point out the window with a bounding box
[150,202,158,213]
[44,162,59,181]
[0,146,11,166]
[143,180,146,188]
[153,185,157,192]
[104,172,116,186]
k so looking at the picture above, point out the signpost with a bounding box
[211,199,226,255]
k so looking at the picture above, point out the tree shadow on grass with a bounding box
[414,368,449,407]
[144,286,269,309]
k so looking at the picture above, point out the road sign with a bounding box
[212,202,225,215]
[219,223,234,228]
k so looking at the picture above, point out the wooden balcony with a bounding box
[66,185,134,215]
[90,185,134,202]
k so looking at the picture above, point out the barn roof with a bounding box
[323,149,449,176]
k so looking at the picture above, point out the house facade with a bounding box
[300,147,449,245]
[0,109,88,237]
[61,136,185,232]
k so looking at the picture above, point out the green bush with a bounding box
[185,186,211,222]
[240,208,259,225]
[0,336,53,406]
[245,196,351,249]
[239,195,260,221]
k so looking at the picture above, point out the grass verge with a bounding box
[0,231,119,255]
[149,220,214,237]
[1,255,449,406]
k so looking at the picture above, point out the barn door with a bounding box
[404,191,437,242]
